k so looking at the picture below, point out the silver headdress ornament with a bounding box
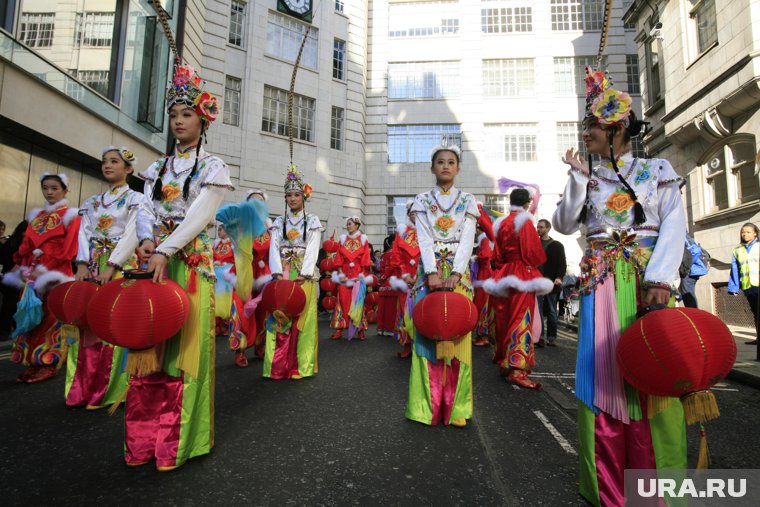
[429,144,461,162]
[102,146,137,166]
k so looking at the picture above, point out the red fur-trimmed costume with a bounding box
[330,228,373,340]
[388,222,420,356]
[472,208,496,346]
[376,249,398,335]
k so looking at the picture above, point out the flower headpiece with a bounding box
[284,164,313,199]
[40,172,69,189]
[429,144,461,162]
[166,64,220,125]
[246,189,269,201]
[346,215,362,227]
[102,146,137,166]
[584,67,632,127]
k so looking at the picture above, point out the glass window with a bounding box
[18,12,55,48]
[266,11,318,69]
[387,196,415,236]
[485,123,537,162]
[74,12,115,48]
[481,7,533,33]
[331,106,344,150]
[556,122,584,161]
[646,33,662,103]
[704,150,729,211]
[333,38,346,80]
[229,0,246,47]
[691,0,717,53]
[626,54,640,94]
[730,140,760,204]
[388,2,459,38]
[550,0,604,31]
[484,194,510,216]
[482,59,534,97]
[387,125,461,164]
[262,85,315,142]
[224,76,242,126]
[335,0,344,13]
[388,61,459,99]
[554,56,600,95]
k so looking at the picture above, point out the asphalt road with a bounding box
[1,319,758,506]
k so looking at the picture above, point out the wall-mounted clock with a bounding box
[277,0,313,22]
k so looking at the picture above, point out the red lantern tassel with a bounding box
[681,389,720,425]
[107,380,130,416]
[186,270,197,293]
[696,424,710,470]
[125,347,160,377]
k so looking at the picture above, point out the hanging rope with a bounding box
[596,0,614,68]
[149,0,180,61]
[288,24,313,164]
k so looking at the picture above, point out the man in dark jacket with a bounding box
[536,219,566,347]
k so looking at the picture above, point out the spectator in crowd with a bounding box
[679,233,710,308]
[0,220,27,339]
[728,222,759,345]
[0,220,5,241]
[535,219,566,347]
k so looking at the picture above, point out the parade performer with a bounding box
[330,216,373,341]
[376,237,397,337]
[2,173,81,383]
[67,147,144,407]
[554,68,687,505]
[130,63,242,471]
[248,189,272,358]
[389,203,420,358]
[484,189,553,389]
[406,145,479,427]
[471,206,496,347]
[212,224,235,336]
[265,166,322,379]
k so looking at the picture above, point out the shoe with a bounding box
[450,417,467,428]
[126,460,149,467]
[235,351,249,368]
[157,463,184,472]
[358,331,366,341]
[746,340,757,345]
[330,330,342,340]
[536,340,545,348]
[291,374,302,380]
[16,367,38,383]
[506,370,542,390]
[27,366,57,383]
[546,339,557,347]
[397,344,411,358]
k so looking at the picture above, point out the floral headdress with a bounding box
[584,67,632,127]
[40,172,69,189]
[283,164,313,200]
[166,63,220,125]
[346,215,362,227]
[102,146,137,166]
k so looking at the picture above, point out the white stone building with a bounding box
[624,0,760,324]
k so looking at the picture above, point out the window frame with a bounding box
[700,136,760,214]
[261,85,316,143]
[333,38,346,81]
[229,0,246,47]
[223,75,242,126]
[387,124,462,164]
[330,106,345,150]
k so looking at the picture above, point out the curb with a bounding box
[0,340,11,352]
[727,366,760,390]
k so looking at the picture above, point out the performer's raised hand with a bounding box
[294,275,306,285]
[562,148,588,176]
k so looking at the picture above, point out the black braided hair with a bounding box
[151,156,170,201]
[282,202,288,239]
[182,123,206,201]
[607,129,646,225]
[577,157,592,223]
[302,198,307,241]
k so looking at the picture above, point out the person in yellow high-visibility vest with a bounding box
[728,222,759,345]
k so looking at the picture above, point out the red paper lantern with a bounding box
[87,272,190,349]
[320,278,336,292]
[365,291,379,307]
[616,307,736,425]
[413,291,478,341]
[323,237,339,254]
[323,295,336,310]
[261,279,306,319]
[320,258,335,273]
[47,280,99,328]
[366,308,377,323]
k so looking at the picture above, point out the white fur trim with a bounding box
[492,216,506,236]
[27,208,42,223]
[254,274,272,292]
[513,210,534,233]
[345,279,355,288]
[360,234,368,246]
[43,199,69,213]
[246,189,268,201]
[477,232,487,244]
[258,260,266,268]
[410,260,416,266]
[32,249,44,258]
[389,275,409,293]
[34,270,73,295]
[361,274,376,286]
[265,218,273,229]
[397,223,408,237]
[429,144,461,161]
[1,270,24,289]
[349,262,355,268]
[62,208,79,227]
[40,172,69,188]
[483,276,554,297]
[222,269,237,287]
[339,234,347,244]
[473,279,485,289]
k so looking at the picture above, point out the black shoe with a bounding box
[536,340,545,348]
[746,339,758,345]
[546,339,557,347]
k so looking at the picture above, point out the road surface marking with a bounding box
[533,410,577,455]
[557,379,576,394]
[531,373,575,378]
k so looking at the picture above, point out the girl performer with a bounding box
[484,188,553,389]
[389,203,420,358]
[212,224,235,337]
[2,173,81,383]
[265,166,323,379]
[67,147,144,407]
[248,189,272,359]
[554,69,687,505]
[132,63,237,471]
[406,145,479,428]
[376,237,398,337]
[471,207,496,347]
[330,216,373,341]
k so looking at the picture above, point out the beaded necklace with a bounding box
[432,189,461,214]
[100,185,130,208]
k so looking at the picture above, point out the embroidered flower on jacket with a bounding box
[162,183,181,202]
[286,229,300,240]
[96,215,114,232]
[603,189,635,223]
[435,215,455,232]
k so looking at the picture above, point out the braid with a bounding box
[608,130,646,225]
[283,205,288,239]
[302,201,307,241]
[182,138,203,201]
[577,156,592,224]
[151,156,170,201]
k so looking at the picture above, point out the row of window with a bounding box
[388,0,612,38]
[387,56,639,100]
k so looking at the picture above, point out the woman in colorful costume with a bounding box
[376,237,398,337]
[484,188,553,389]
[212,224,235,336]
[329,216,373,341]
[471,206,496,347]
[265,166,322,379]
[67,147,144,407]
[2,173,81,383]
[248,189,272,358]
[406,145,479,428]
[389,203,420,358]
[131,64,239,471]
[553,68,687,505]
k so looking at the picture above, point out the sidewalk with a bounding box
[726,325,760,389]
